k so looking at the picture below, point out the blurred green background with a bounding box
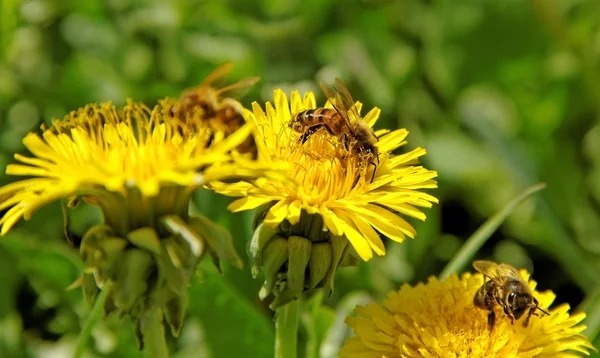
[1,0,600,357]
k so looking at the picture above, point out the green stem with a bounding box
[439,183,547,280]
[142,309,170,358]
[275,299,300,358]
[75,280,113,358]
[305,291,324,358]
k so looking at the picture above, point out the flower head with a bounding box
[212,88,438,309]
[215,89,438,261]
[340,271,596,358]
[0,98,265,235]
[0,98,281,348]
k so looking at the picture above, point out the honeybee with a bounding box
[289,78,379,181]
[473,260,549,331]
[176,62,260,157]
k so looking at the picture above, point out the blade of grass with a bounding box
[439,183,547,280]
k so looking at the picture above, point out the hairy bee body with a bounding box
[473,260,549,331]
[176,63,259,157]
[289,79,379,171]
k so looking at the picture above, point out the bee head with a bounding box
[506,280,533,319]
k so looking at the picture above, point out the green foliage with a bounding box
[1,0,600,356]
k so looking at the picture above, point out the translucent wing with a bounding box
[473,260,521,286]
[333,78,363,124]
[320,80,353,129]
[188,61,260,99]
[214,76,261,99]
[199,62,234,88]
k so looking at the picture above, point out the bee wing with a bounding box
[333,78,363,124]
[473,260,507,285]
[214,76,261,99]
[497,263,523,281]
[319,80,353,130]
[199,62,234,88]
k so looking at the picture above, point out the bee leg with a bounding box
[342,133,350,151]
[487,310,496,332]
[523,306,535,327]
[301,125,322,144]
[369,161,377,183]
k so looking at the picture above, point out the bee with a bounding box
[289,78,379,181]
[176,62,260,157]
[473,260,550,331]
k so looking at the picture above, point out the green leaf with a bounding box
[579,287,600,344]
[440,183,547,280]
[187,266,274,358]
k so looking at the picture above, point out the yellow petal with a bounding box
[329,212,372,261]
[228,196,275,212]
[264,200,289,226]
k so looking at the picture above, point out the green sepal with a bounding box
[163,295,188,338]
[134,318,144,350]
[252,202,275,231]
[82,273,99,303]
[103,286,118,317]
[249,222,277,278]
[161,215,206,258]
[127,227,162,255]
[154,249,187,297]
[285,236,312,296]
[62,198,75,246]
[163,236,191,271]
[307,242,332,289]
[189,214,243,269]
[303,213,326,243]
[324,234,348,294]
[95,236,129,280]
[80,224,114,265]
[259,235,289,300]
[113,249,153,315]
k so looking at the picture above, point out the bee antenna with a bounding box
[536,306,550,316]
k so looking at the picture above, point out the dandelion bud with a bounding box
[251,211,354,310]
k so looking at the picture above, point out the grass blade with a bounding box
[439,183,547,280]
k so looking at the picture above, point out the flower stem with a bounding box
[142,309,170,358]
[75,280,113,358]
[275,299,300,358]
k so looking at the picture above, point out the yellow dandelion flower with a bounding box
[0,98,283,347]
[211,87,438,309]
[340,271,596,358]
[0,98,268,236]
[214,89,438,262]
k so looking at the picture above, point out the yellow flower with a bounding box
[340,271,596,358]
[0,98,267,236]
[213,89,438,262]
[0,98,281,347]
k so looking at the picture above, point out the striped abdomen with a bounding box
[290,108,351,143]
